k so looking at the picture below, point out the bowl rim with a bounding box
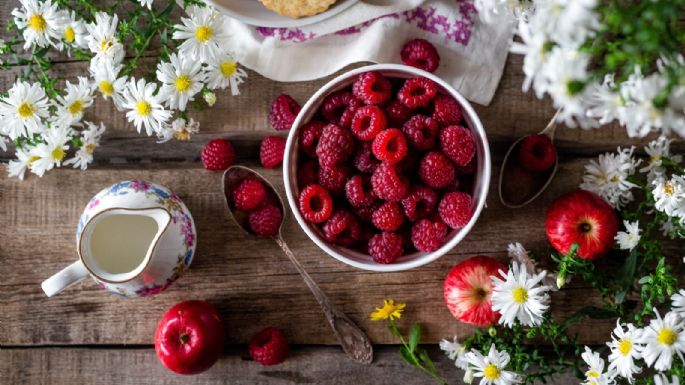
[283,63,491,272]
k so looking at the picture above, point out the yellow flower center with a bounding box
[194,25,212,42]
[68,99,84,116]
[618,339,632,356]
[220,61,237,77]
[28,14,47,32]
[483,364,500,380]
[100,39,113,52]
[17,102,35,118]
[664,182,674,196]
[51,147,65,162]
[512,287,528,304]
[174,129,191,141]
[99,80,114,95]
[85,143,97,154]
[586,370,600,378]
[64,26,75,42]
[657,328,677,346]
[28,155,40,165]
[136,100,152,116]
[174,75,192,92]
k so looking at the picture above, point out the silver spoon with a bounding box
[222,165,373,365]
[498,110,560,208]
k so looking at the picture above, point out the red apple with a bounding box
[155,300,225,375]
[444,255,506,327]
[546,189,619,260]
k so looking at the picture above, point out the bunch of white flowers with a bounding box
[1,0,248,180]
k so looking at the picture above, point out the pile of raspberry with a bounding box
[230,176,283,237]
[296,71,477,264]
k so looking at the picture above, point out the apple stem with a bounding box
[179,333,189,345]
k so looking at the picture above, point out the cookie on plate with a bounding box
[258,0,337,19]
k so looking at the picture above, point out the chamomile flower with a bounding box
[465,344,521,385]
[586,75,628,126]
[506,242,557,289]
[56,10,88,51]
[580,147,641,209]
[120,78,171,136]
[0,80,50,139]
[173,5,229,63]
[654,374,680,385]
[652,175,685,219]
[638,310,685,371]
[606,321,643,383]
[534,0,599,47]
[671,289,685,319]
[440,336,468,370]
[157,117,199,143]
[510,21,550,98]
[640,136,683,183]
[29,125,71,177]
[205,51,248,94]
[12,0,62,49]
[85,12,124,65]
[491,261,551,327]
[581,346,616,385]
[53,77,94,127]
[64,121,105,170]
[89,59,127,110]
[156,53,205,111]
[7,147,32,180]
[621,71,678,138]
[614,220,640,251]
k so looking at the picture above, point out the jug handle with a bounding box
[41,261,89,297]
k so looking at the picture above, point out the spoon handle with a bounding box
[274,235,374,365]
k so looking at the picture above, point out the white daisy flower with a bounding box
[12,0,62,49]
[85,12,125,65]
[659,218,682,239]
[89,58,127,110]
[56,10,88,51]
[534,0,599,48]
[0,80,50,140]
[507,242,558,289]
[465,345,521,385]
[580,147,641,209]
[439,336,468,370]
[654,374,680,385]
[586,75,628,126]
[120,77,171,136]
[64,121,105,170]
[29,125,71,177]
[640,136,683,183]
[581,346,616,385]
[205,51,247,94]
[614,220,640,251]
[671,289,685,319]
[620,70,680,138]
[172,5,228,63]
[638,310,685,371]
[157,117,199,143]
[652,175,685,219]
[156,53,205,111]
[138,0,153,10]
[7,147,32,180]
[606,321,643,383]
[510,21,550,98]
[491,261,551,327]
[53,77,94,127]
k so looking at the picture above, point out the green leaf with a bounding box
[418,349,436,373]
[408,323,421,353]
[399,346,419,367]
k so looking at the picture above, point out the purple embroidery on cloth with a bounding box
[255,26,316,43]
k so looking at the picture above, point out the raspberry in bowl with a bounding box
[283,64,491,272]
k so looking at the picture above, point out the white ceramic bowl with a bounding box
[283,64,491,272]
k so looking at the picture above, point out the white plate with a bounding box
[209,0,359,28]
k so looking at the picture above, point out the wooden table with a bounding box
[0,17,666,383]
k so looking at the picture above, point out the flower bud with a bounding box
[488,326,497,337]
[556,271,567,289]
[204,92,216,106]
[463,368,474,384]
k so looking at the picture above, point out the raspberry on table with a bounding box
[438,191,472,229]
[248,327,289,366]
[322,91,362,128]
[315,124,355,167]
[269,94,301,131]
[401,185,438,221]
[352,71,393,105]
[299,120,326,157]
[432,94,463,126]
[233,177,267,212]
[371,162,409,202]
[345,175,376,207]
[371,201,405,231]
[260,136,287,169]
[397,77,438,109]
[418,151,455,189]
[299,184,334,223]
[351,105,387,141]
[385,100,413,127]
[297,160,319,188]
[411,218,448,252]
[201,138,236,171]
[401,39,441,73]
[402,114,439,151]
[318,164,352,195]
[372,128,408,164]
[518,134,557,173]
[368,232,404,264]
[248,204,282,237]
[323,209,362,247]
[440,125,475,167]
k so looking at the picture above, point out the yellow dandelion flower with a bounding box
[370,299,406,321]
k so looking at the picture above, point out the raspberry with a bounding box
[402,115,439,151]
[233,177,266,211]
[398,77,438,109]
[372,201,405,231]
[401,185,438,221]
[518,134,557,173]
[411,218,448,252]
[432,94,463,126]
[299,120,326,157]
[352,71,392,105]
[368,232,404,264]
[345,175,376,207]
[401,39,441,73]
[352,141,379,173]
[440,125,475,167]
[322,91,362,128]
[269,94,301,131]
[438,191,472,229]
[351,105,387,141]
[249,327,289,366]
[298,160,319,188]
[372,128,408,164]
[418,152,455,189]
[385,100,413,127]
[201,138,236,171]
[260,136,287,169]
[299,184,333,223]
[248,204,282,237]
[315,124,355,167]
[318,164,352,195]
[323,209,362,247]
[371,162,409,202]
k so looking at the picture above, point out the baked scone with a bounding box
[258,0,337,19]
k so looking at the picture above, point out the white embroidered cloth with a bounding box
[223,0,515,105]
